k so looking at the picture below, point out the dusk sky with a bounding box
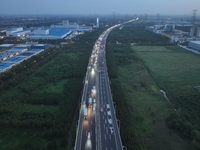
[0,0,199,15]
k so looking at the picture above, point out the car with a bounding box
[93,106,95,111]
[87,132,91,139]
[100,108,103,112]
[93,99,96,103]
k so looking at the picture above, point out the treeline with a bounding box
[166,93,200,149]
[107,23,174,45]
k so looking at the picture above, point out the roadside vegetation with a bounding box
[106,22,199,149]
[0,27,105,150]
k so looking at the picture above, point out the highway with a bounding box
[74,19,139,149]
[74,23,123,150]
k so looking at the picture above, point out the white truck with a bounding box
[84,108,88,119]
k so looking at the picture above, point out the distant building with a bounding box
[93,18,100,28]
[0,44,14,51]
[188,41,200,51]
[6,27,31,36]
[163,25,175,32]
[51,20,79,29]
[197,27,200,38]
[190,27,200,37]
[27,28,71,39]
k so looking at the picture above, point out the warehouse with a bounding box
[188,41,200,51]
[27,28,71,39]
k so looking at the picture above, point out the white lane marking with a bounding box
[91,121,92,125]
[106,127,108,134]
[105,119,107,124]
[111,147,113,150]
[103,116,104,119]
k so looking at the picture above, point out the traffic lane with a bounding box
[105,72,123,149]
[99,88,117,150]
[76,71,91,150]
[82,107,93,150]
[82,76,96,149]
[101,66,120,149]
[99,76,117,150]
[81,69,95,150]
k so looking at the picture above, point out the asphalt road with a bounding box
[75,24,124,150]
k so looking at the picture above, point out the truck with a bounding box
[88,98,92,108]
[84,108,88,119]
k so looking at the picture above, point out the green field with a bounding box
[134,46,200,92]
[106,40,198,149]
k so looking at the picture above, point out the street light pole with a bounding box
[117,119,121,130]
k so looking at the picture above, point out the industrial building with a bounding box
[27,20,92,40]
[27,28,72,39]
[51,20,79,29]
[6,27,31,36]
[0,43,49,73]
[188,41,200,51]
[50,20,92,31]
[190,27,200,37]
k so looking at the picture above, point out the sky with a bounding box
[0,0,199,16]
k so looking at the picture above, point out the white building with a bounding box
[6,27,23,36]
[51,20,79,29]
[93,18,100,28]
[188,41,200,51]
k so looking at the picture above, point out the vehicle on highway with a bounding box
[106,104,110,109]
[87,132,91,139]
[100,108,103,112]
[93,106,95,111]
[93,99,96,103]
[84,108,88,119]
[88,98,92,108]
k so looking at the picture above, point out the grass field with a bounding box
[133,46,200,96]
[111,44,194,149]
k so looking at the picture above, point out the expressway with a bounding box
[75,23,126,150]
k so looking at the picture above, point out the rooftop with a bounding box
[0,44,14,47]
[9,47,27,51]
[4,57,25,63]
[0,63,13,70]
[190,41,200,44]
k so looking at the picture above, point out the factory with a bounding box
[6,27,31,36]
[27,20,92,40]
[27,28,72,39]
[0,43,49,73]
[145,24,175,34]
[188,41,200,51]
